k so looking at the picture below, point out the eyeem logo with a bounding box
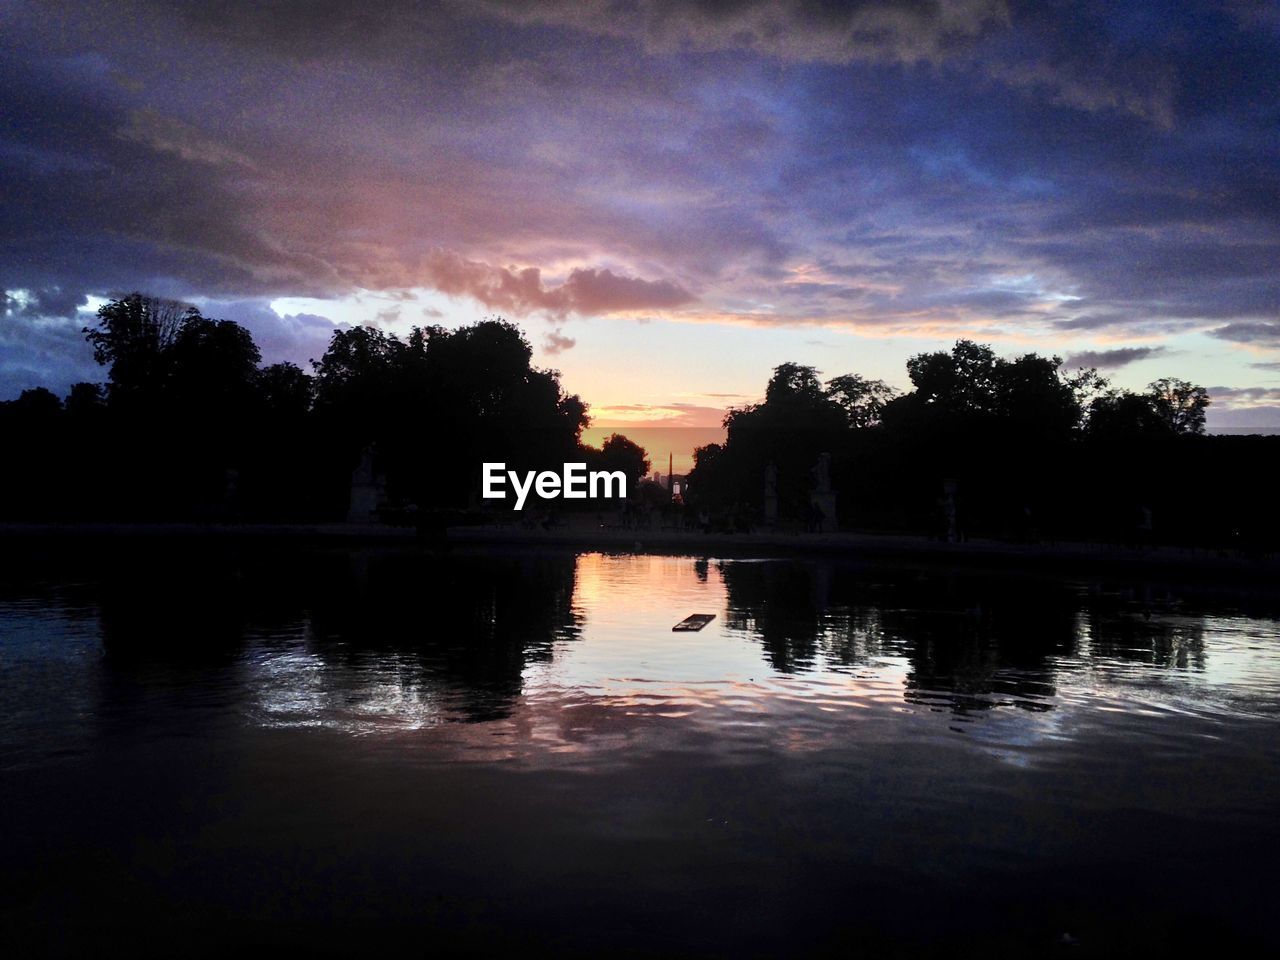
[482,463,627,511]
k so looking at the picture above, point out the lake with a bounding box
[3,543,1279,956]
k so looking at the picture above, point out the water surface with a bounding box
[3,545,1279,956]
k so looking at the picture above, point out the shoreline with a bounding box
[3,520,1277,589]
[449,524,1280,589]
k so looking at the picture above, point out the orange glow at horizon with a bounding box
[581,425,726,475]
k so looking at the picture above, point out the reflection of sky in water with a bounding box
[226,553,1280,771]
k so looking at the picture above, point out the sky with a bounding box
[3,0,1279,464]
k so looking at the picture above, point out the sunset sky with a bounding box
[3,0,1279,462]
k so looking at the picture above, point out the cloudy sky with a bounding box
[3,0,1279,442]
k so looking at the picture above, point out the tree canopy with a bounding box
[1,293,642,521]
[686,339,1225,542]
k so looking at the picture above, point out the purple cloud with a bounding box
[1064,346,1166,369]
[1,0,1277,397]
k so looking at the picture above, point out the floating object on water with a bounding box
[673,614,716,632]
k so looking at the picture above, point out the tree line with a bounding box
[686,341,1278,551]
[0,293,649,521]
[3,293,1276,550]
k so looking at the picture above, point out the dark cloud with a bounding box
[1209,322,1280,347]
[118,108,258,169]
[1053,313,1136,332]
[1204,386,1280,431]
[1064,346,1166,370]
[3,287,88,319]
[1,0,1277,392]
[474,0,1009,65]
[1207,386,1280,407]
[0,313,100,398]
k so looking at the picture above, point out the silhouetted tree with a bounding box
[593,433,651,492]
[1064,366,1110,414]
[167,317,262,421]
[686,362,848,520]
[1147,377,1210,435]
[310,317,589,512]
[764,362,826,404]
[3,306,1267,547]
[825,373,898,428]
[257,362,313,416]
[892,340,1080,437]
[685,339,1241,543]
[12,386,62,417]
[992,352,1079,437]
[64,382,105,417]
[309,324,403,453]
[1086,390,1172,440]
[904,339,1002,416]
[83,293,198,400]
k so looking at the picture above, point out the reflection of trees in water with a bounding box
[898,591,1072,716]
[821,607,889,669]
[720,560,1243,717]
[720,560,837,672]
[719,559,890,671]
[2,545,1240,728]
[1079,589,1208,672]
[721,560,1091,716]
[693,558,709,583]
[53,544,260,737]
[95,550,251,665]
[59,544,580,724]
[901,574,1092,715]
[305,550,580,721]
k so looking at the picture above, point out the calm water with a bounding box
[3,544,1280,956]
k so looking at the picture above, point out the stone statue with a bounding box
[811,452,832,494]
[808,452,837,533]
[347,445,386,523]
